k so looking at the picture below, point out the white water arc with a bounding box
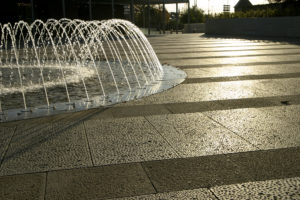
[0,19,185,121]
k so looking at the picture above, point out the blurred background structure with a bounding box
[0,0,189,35]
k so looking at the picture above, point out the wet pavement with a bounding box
[0,34,300,199]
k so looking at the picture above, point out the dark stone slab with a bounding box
[110,104,171,118]
[142,147,300,192]
[46,163,155,200]
[226,147,300,182]
[0,173,46,200]
[142,155,248,192]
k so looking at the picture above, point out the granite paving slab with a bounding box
[146,113,256,157]
[0,173,45,200]
[46,163,155,200]
[115,79,300,106]
[163,55,300,66]
[113,188,216,200]
[204,108,300,149]
[84,117,179,166]
[0,122,92,176]
[211,177,300,200]
[261,105,300,126]
[184,64,300,78]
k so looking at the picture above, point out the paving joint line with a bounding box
[208,187,221,200]
[83,121,95,166]
[43,172,48,200]
[163,104,175,114]
[202,113,261,151]
[144,116,181,157]
[140,163,159,194]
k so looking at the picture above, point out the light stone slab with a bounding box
[260,105,300,126]
[154,44,300,54]
[0,122,92,176]
[162,55,300,66]
[84,117,178,166]
[204,108,300,149]
[146,113,256,157]
[116,78,300,106]
[211,177,300,200]
[158,49,300,60]
[184,64,300,78]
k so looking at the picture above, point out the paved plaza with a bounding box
[0,34,300,199]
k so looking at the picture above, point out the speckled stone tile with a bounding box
[154,44,300,54]
[113,188,216,200]
[115,78,300,106]
[84,117,178,166]
[146,113,256,157]
[0,127,15,163]
[260,78,300,96]
[0,173,46,200]
[204,108,300,149]
[184,64,300,78]
[46,163,155,200]
[158,49,300,61]
[0,122,92,176]
[260,105,300,126]
[211,177,300,200]
[162,55,300,67]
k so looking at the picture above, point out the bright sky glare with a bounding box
[166,0,270,14]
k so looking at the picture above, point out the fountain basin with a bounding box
[0,64,185,122]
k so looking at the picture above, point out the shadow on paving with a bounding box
[0,108,108,168]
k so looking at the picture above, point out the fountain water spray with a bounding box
[0,19,186,122]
